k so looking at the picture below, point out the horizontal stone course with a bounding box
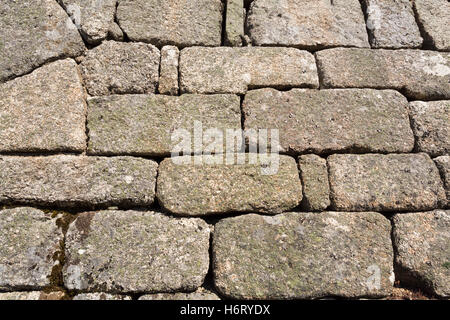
[180,47,318,94]
[63,210,210,293]
[157,154,303,216]
[243,88,414,154]
[316,48,450,100]
[0,156,157,207]
[213,211,394,299]
[328,153,446,212]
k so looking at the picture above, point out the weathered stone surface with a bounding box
[316,48,450,100]
[158,46,179,95]
[328,153,446,212]
[59,0,117,44]
[0,156,157,207]
[0,291,65,300]
[213,212,394,299]
[0,207,63,290]
[243,88,414,154]
[298,155,330,211]
[246,0,369,49]
[180,47,318,94]
[117,0,223,47]
[0,59,86,153]
[225,0,244,46]
[362,0,422,48]
[157,155,303,216]
[63,210,210,293]
[87,94,241,156]
[80,41,160,96]
[408,100,449,157]
[73,293,131,300]
[434,156,450,208]
[139,288,220,300]
[393,210,450,298]
[0,0,85,82]
[414,0,450,51]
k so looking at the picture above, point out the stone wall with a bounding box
[0,0,448,300]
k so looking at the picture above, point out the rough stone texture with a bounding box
[139,288,220,300]
[246,0,369,50]
[434,156,450,208]
[63,210,210,293]
[117,0,223,47]
[72,293,131,300]
[157,155,303,216]
[393,210,450,298]
[180,47,318,94]
[328,153,446,212]
[362,0,422,49]
[408,100,449,157]
[158,46,180,95]
[298,155,330,211]
[243,88,414,154]
[414,0,450,51]
[87,94,241,156]
[213,212,394,299]
[80,41,160,96]
[0,156,157,207]
[225,0,244,46]
[0,0,85,82]
[0,291,65,300]
[59,0,117,44]
[0,207,63,290]
[316,48,450,100]
[0,59,86,153]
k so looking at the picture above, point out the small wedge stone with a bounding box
[158,46,180,95]
[225,0,244,46]
[434,156,450,208]
[414,0,450,51]
[298,155,330,211]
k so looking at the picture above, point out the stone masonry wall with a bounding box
[0,0,448,300]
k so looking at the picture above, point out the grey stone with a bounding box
[180,47,318,94]
[243,88,414,154]
[108,22,124,41]
[80,41,160,96]
[158,46,179,95]
[0,207,63,290]
[362,0,422,48]
[0,291,65,300]
[213,211,394,299]
[328,153,446,212]
[434,156,450,208]
[298,154,330,211]
[157,155,303,216]
[225,0,244,46]
[0,0,85,82]
[414,0,450,51]
[0,156,157,207]
[408,100,449,157]
[139,288,220,300]
[87,94,241,156]
[246,0,369,50]
[316,48,450,100]
[117,0,223,47]
[0,59,86,153]
[59,0,117,44]
[63,210,211,293]
[73,293,131,300]
[393,210,450,298]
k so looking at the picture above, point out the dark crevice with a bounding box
[411,1,435,50]
[358,0,375,48]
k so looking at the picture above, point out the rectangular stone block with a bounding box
[0,155,157,207]
[298,154,330,211]
[225,0,244,46]
[0,207,63,290]
[328,153,446,212]
[157,154,303,215]
[213,212,394,299]
[87,94,241,156]
[434,156,449,208]
[63,210,210,293]
[316,48,450,100]
[243,88,414,154]
[158,46,180,95]
[116,0,223,47]
[180,47,318,94]
[408,100,449,157]
[246,0,369,50]
[414,0,450,51]
[0,59,86,153]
